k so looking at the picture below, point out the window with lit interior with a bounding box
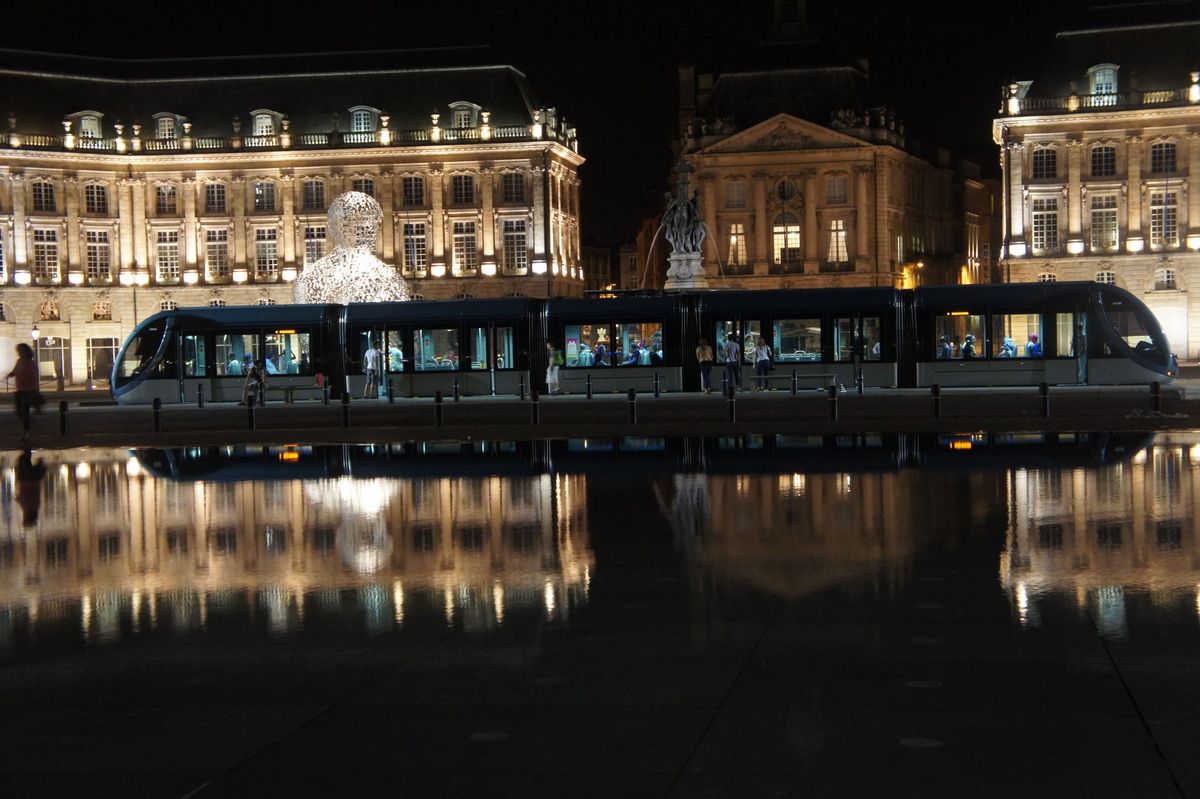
[1090,195,1118,252]
[1032,197,1059,252]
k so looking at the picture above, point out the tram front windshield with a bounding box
[1099,291,1171,365]
[114,321,167,387]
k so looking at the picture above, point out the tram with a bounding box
[112,282,1176,404]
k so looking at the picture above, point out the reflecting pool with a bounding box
[3,432,1200,794]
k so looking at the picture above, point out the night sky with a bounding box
[7,0,1115,246]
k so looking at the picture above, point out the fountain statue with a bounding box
[662,159,710,290]
[293,191,410,304]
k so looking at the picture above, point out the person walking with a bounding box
[241,358,266,405]
[7,343,39,441]
[722,333,742,393]
[753,336,773,390]
[545,341,562,395]
[362,340,382,398]
[695,338,715,394]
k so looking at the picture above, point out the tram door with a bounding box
[351,326,387,398]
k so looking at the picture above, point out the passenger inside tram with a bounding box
[1025,334,1042,357]
[960,334,978,358]
[998,336,1017,358]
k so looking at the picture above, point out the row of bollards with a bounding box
[122,378,1171,437]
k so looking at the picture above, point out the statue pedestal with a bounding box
[664,252,709,291]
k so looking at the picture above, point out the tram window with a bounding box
[467,327,489,370]
[934,314,985,359]
[774,319,821,362]
[616,322,663,366]
[216,333,258,375]
[564,324,611,367]
[265,329,309,375]
[181,334,207,377]
[990,314,1042,358]
[413,328,459,370]
[833,319,854,361]
[862,317,882,361]
[493,327,515,369]
[715,320,736,353]
[1056,313,1077,357]
[385,330,405,373]
[118,321,169,379]
[741,321,762,364]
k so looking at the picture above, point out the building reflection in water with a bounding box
[0,443,592,652]
[1000,433,1200,638]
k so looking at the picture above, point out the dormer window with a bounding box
[155,115,177,140]
[250,111,278,137]
[1088,64,1119,105]
[78,114,101,138]
[349,106,378,133]
[448,101,480,129]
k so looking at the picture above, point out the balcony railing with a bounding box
[4,122,576,154]
[1004,86,1196,116]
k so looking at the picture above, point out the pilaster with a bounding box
[700,173,718,275]
[9,174,26,264]
[752,172,768,274]
[64,176,81,271]
[280,174,295,264]
[378,169,395,261]
[801,168,818,274]
[131,178,147,269]
[854,165,870,269]
[1127,137,1143,251]
[181,177,197,266]
[531,162,547,263]
[429,165,445,266]
[1007,142,1026,246]
[117,178,134,270]
[481,164,495,258]
[231,177,247,266]
[1067,139,1083,241]
[1189,133,1200,237]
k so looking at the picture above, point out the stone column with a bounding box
[378,170,395,262]
[429,166,445,267]
[701,173,718,275]
[131,178,147,270]
[1007,143,1026,249]
[874,153,890,273]
[481,165,495,259]
[182,177,197,266]
[531,163,547,267]
[280,175,295,264]
[1127,138,1143,250]
[854,166,870,268]
[117,178,134,270]
[752,172,768,274]
[9,175,26,265]
[1067,140,1083,245]
[1188,133,1200,239]
[64,177,81,272]
[802,169,818,273]
[231,177,247,266]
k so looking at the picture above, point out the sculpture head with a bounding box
[327,191,382,249]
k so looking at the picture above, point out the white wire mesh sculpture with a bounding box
[293,191,410,304]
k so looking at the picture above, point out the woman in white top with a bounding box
[753,337,773,391]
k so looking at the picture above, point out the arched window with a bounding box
[1155,266,1177,290]
[155,115,177,140]
[208,298,227,308]
[1095,270,1116,285]
[453,291,474,299]
[409,293,425,300]
[1088,64,1119,104]
[1031,148,1058,180]
[77,114,101,139]
[92,300,111,320]
[772,212,802,267]
[350,109,373,132]
[1037,272,1057,283]
[256,297,276,306]
[160,299,179,312]
[252,113,275,137]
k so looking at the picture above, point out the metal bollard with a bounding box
[531,388,540,425]
[322,384,330,405]
[931,384,941,419]
[627,388,637,424]
[518,374,526,401]
[726,383,736,422]
[653,372,661,399]
[586,373,593,400]
[152,397,162,433]
[387,379,395,404]
[196,384,204,408]
[58,400,68,436]
[341,393,350,428]
[827,384,839,421]
[1040,382,1051,418]
[1150,381,1162,413]
[453,377,461,402]
[435,391,444,427]
[791,370,798,396]
[246,394,256,430]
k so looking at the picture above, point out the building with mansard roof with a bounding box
[0,48,583,385]
[993,16,1200,357]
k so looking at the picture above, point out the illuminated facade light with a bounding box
[481,261,497,276]
[183,270,199,285]
[1008,241,1027,258]
[280,266,297,282]
[430,263,446,277]
[1126,237,1144,253]
[1066,240,1085,255]
[232,268,249,283]
[67,272,84,285]
[118,271,134,286]
[531,259,547,274]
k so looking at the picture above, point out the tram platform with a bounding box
[5,382,1199,450]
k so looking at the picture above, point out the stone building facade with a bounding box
[0,50,584,385]
[679,63,997,291]
[993,19,1200,357]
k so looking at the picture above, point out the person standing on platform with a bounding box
[7,343,39,441]
[362,340,382,398]
[722,333,742,393]
[695,338,715,394]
